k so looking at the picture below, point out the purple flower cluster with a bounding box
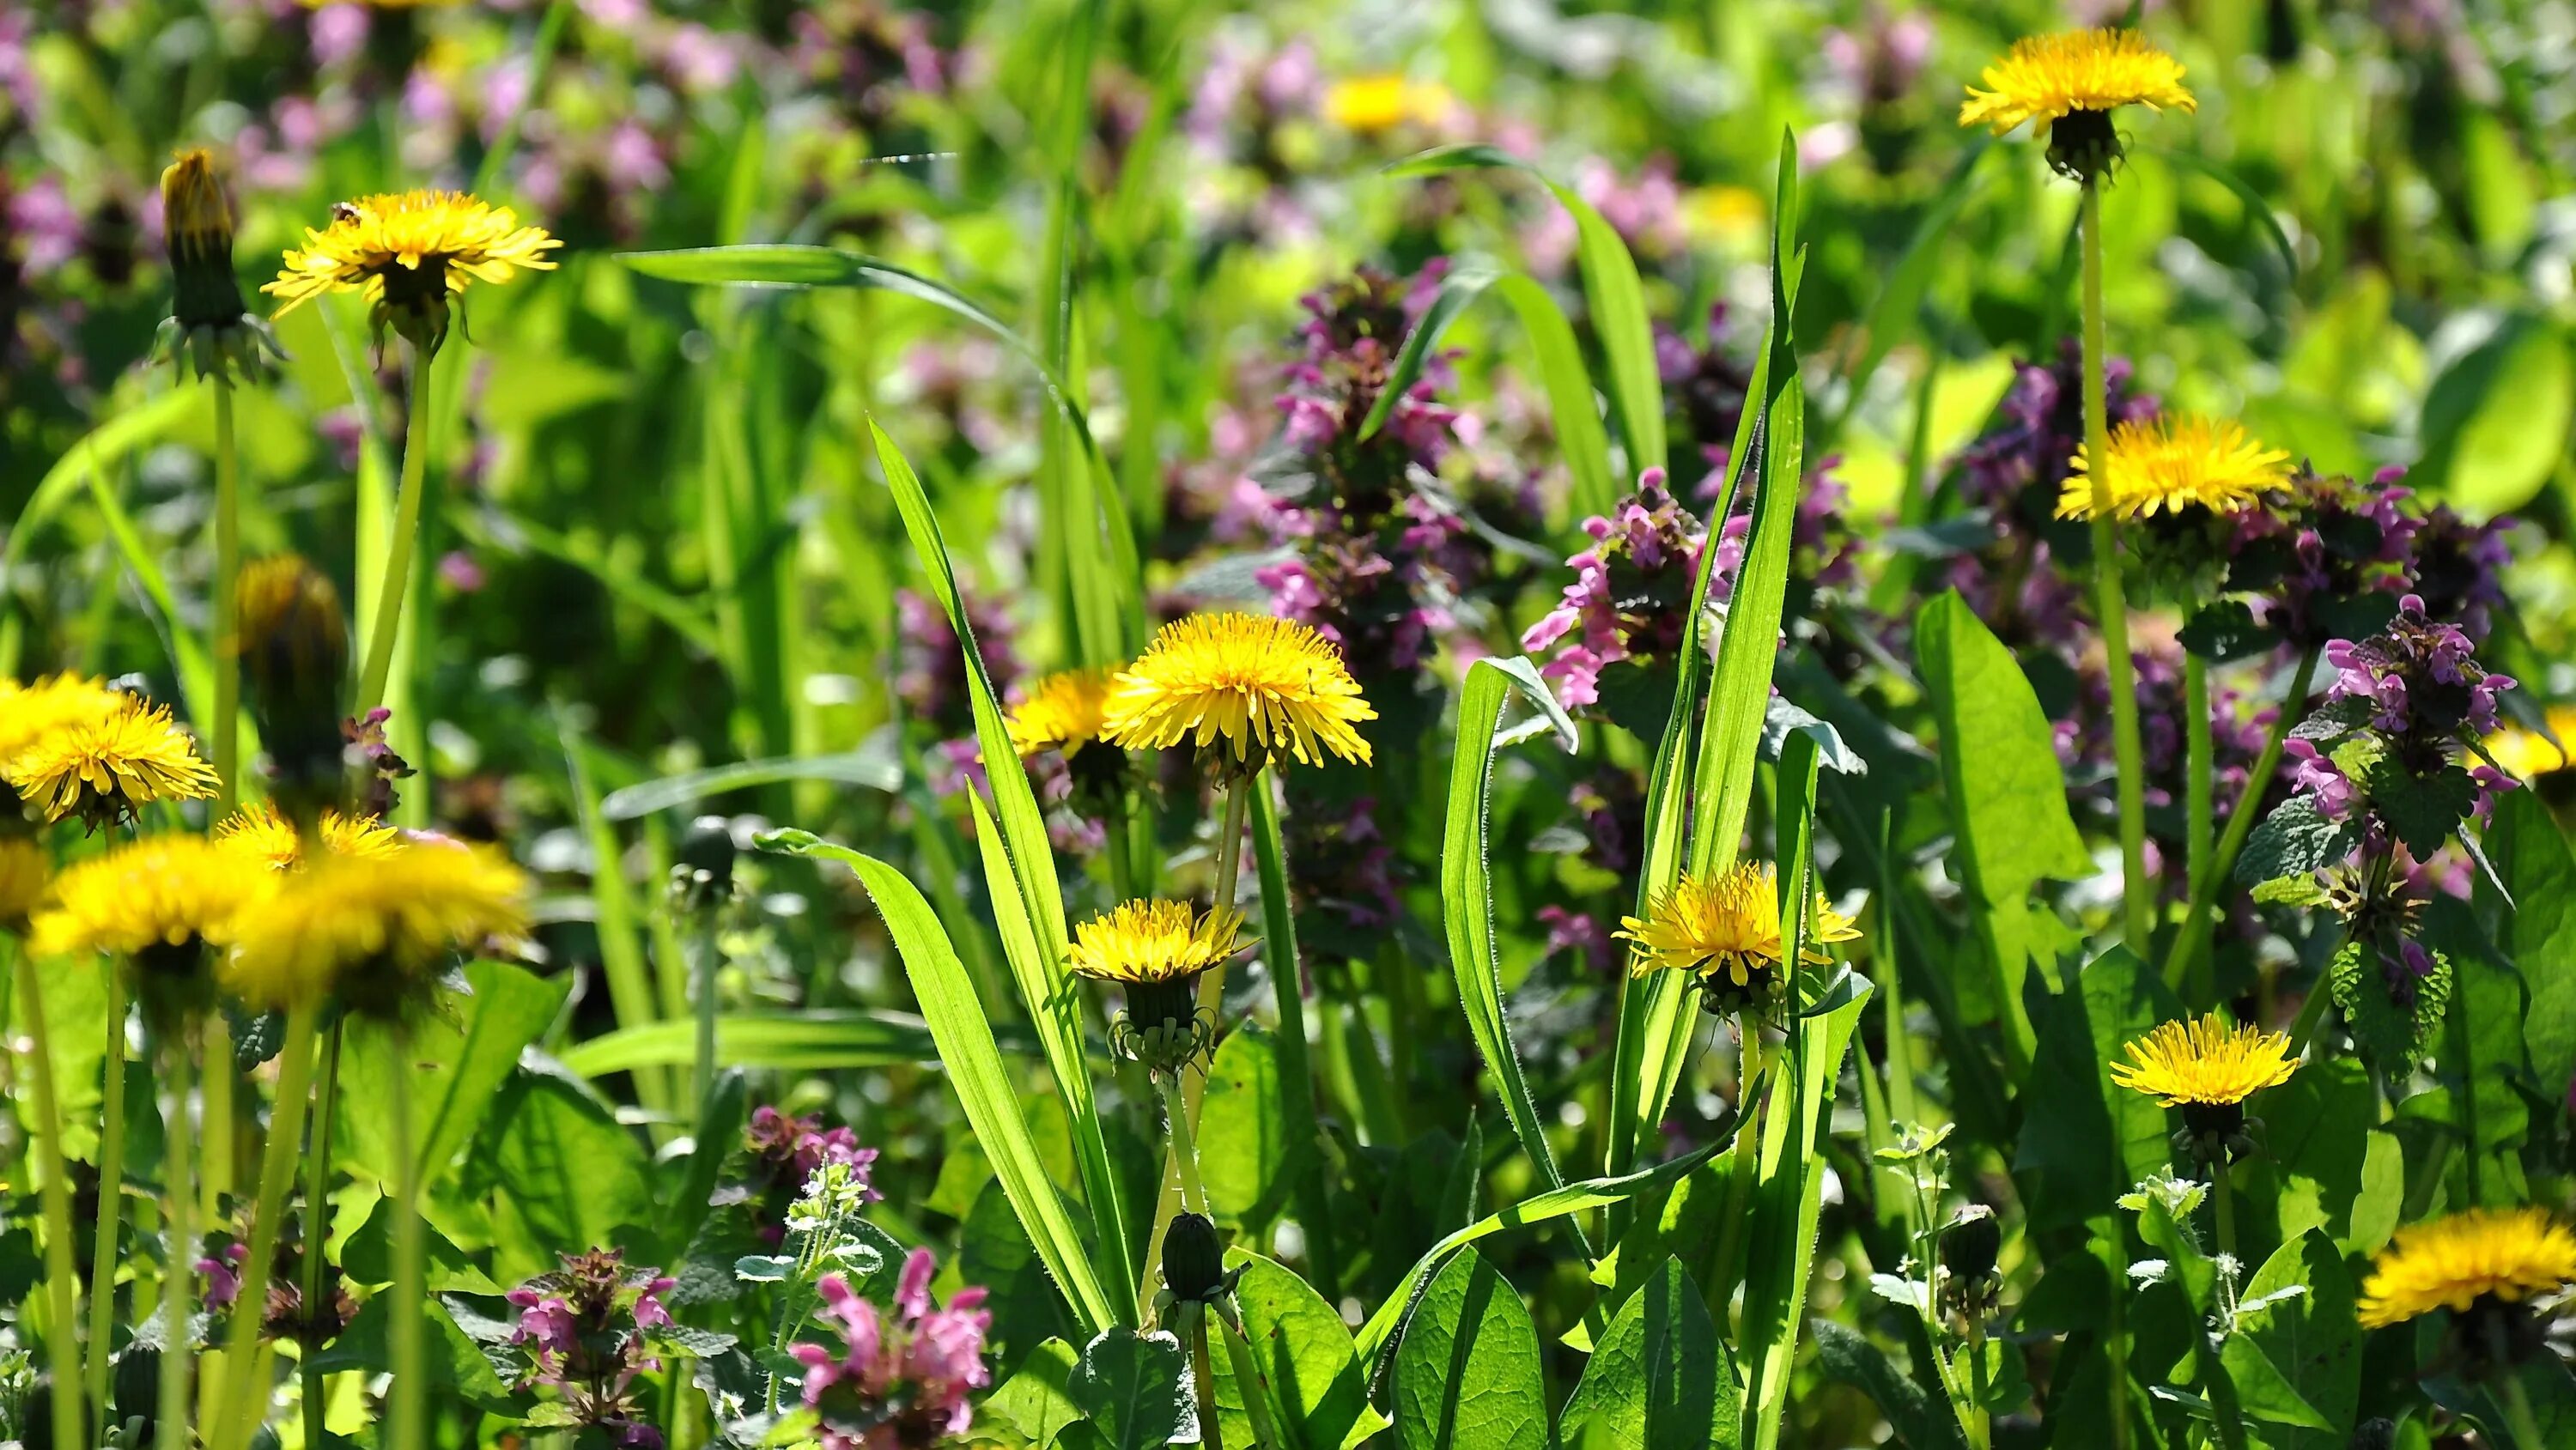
[1522,471,1727,711]
[793,1249,993,1450]
[506,1248,676,1450]
[2324,594,2513,741]
[745,1106,882,1242]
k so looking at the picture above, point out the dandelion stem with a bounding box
[85,968,131,1427]
[1162,1071,1209,1216]
[2212,1164,2237,1267]
[213,372,243,816]
[14,953,89,1450]
[1966,1322,1991,1450]
[2500,1363,2549,1450]
[356,345,434,715]
[211,1003,320,1450]
[2163,648,2323,993]
[156,1022,197,1450]
[2183,652,2214,1000]
[692,913,720,1110]
[388,1038,425,1450]
[1707,1017,1768,1317]
[2285,972,2335,1061]
[301,1022,344,1450]
[1188,1307,1224,1450]
[1218,1313,1286,1449]
[2081,175,2152,958]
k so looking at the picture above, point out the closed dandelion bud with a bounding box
[672,815,737,910]
[1162,1211,1227,1307]
[1942,1204,2002,1285]
[155,149,284,381]
[237,555,350,813]
[2345,1422,2394,1450]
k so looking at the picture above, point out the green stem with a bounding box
[15,955,89,1450]
[1212,776,1249,918]
[1967,1326,1992,1450]
[2081,177,2152,956]
[692,916,720,1111]
[1707,1018,1768,1316]
[211,1004,319,1450]
[301,1022,343,1450]
[2286,972,2335,1061]
[86,968,131,1426]
[1188,1309,1224,1450]
[156,1024,197,1450]
[2213,1165,2237,1267]
[2500,1366,2549,1450]
[2183,653,2214,1000]
[356,348,434,715]
[1218,1313,1285,1449]
[204,1016,234,1221]
[1162,1072,1210,1216]
[2163,649,2324,992]
[213,373,242,816]
[388,1041,423,1450]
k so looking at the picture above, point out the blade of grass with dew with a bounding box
[872,417,1139,1311]
[759,829,1121,1337]
[1605,130,1804,1192]
[0,387,195,674]
[1248,774,1341,1301]
[1382,144,1664,477]
[555,1011,1046,1078]
[1441,658,1589,1243]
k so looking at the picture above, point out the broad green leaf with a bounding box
[985,1337,1085,1449]
[2014,946,2183,1235]
[1443,658,1584,1230]
[759,829,1121,1335]
[2415,313,2572,518]
[2429,898,2530,1208]
[335,961,571,1186]
[1811,1320,1967,1450]
[1915,591,2092,1064]
[1200,1026,1290,1230]
[669,1067,748,1247]
[305,1293,523,1412]
[870,421,1136,1308]
[1559,1258,1736,1450]
[2219,1230,2359,1436]
[963,1182,1078,1378]
[1070,1328,1200,1450]
[1493,274,1619,521]
[2485,792,2576,1092]
[1391,1249,1549,1450]
[1209,1251,1388,1450]
[485,1070,657,1280]
[2238,1059,2373,1250]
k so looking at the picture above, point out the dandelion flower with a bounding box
[2484,705,2576,781]
[5,698,220,830]
[216,839,529,1015]
[264,190,559,352]
[2057,416,2293,522]
[2357,1208,2576,1330]
[0,838,46,934]
[1959,29,2195,134]
[0,674,127,765]
[2111,1012,2299,1107]
[1007,668,1118,759]
[1067,900,1247,985]
[1323,75,1455,133]
[1959,30,2195,179]
[1618,864,1861,1002]
[1101,614,1375,770]
[214,802,404,871]
[28,834,274,969]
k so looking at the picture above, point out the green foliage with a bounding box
[1390,1249,1549,1450]
[1558,1258,1738,1450]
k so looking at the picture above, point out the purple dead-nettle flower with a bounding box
[793,1249,993,1450]
[505,1247,674,1449]
[1522,472,1724,712]
[2324,595,2515,744]
[1538,904,1613,974]
[744,1107,882,1243]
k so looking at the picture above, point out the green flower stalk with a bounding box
[9,949,88,1450]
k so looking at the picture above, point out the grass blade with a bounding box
[1358,262,1499,440]
[761,829,1121,1336]
[1248,777,1342,1299]
[598,742,902,820]
[553,1011,1045,1077]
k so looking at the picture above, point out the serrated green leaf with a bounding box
[2237,797,2361,887]
[1070,1328,1200,1450]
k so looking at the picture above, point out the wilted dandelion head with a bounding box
[215,802,404,872]
[1006,668,1118,759]
[0,837,47,935]
[1618,864,1860,998]
[2057,416,2292,523]
[2109,1012,2299,1107]
[1067,899,1246,986]
[1960,30,2193,179]
[1101,614,1375,771]
[216,839,529,1016]
[29,834,275,970]
[2357,1208,2576,1331]
[264,190,559,353]
[4,698,220,831]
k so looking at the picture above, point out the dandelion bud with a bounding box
[672,815,738,911]
[155,149,284,381]
[1161,1211,1228,1307]
[237,555,349,814]
[1941,1204,2001,1286]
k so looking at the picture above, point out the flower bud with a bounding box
[674,815,738,908]
[155,149,284,380]
[1162,1211,1227,1306]
[236,555,349,813]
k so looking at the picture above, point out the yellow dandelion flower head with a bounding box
[2109,1011,2299,1107]
[2357,1208,2576,1330]
[3,697,219,829]
[216,837,530,1014]
[1617,865,1856,991]
[2057,415,2293,523]
[264,190,559,350]
[28,834,276,962]
[2484,704,2576,782]
[161,149,234,258]
[1323,75,1456,133]
[1959,29,2196,136]
[215,802,405,871]
[0,673,127,765]
[1007,668,1119,759]
[1101,614,1376,768]
[0,836,47,933]
[1066,899,1247,985]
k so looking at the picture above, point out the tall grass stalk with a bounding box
[84,969,131,1425]
[302,1023,347,1450]
[2080,178,2151,958]
[155,1027,197,1450]
[210,1004,319,1450]
[211,373,242,815]
[13,953,88,1450]
[356,349,434,713]
[387,1043,425,1450]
